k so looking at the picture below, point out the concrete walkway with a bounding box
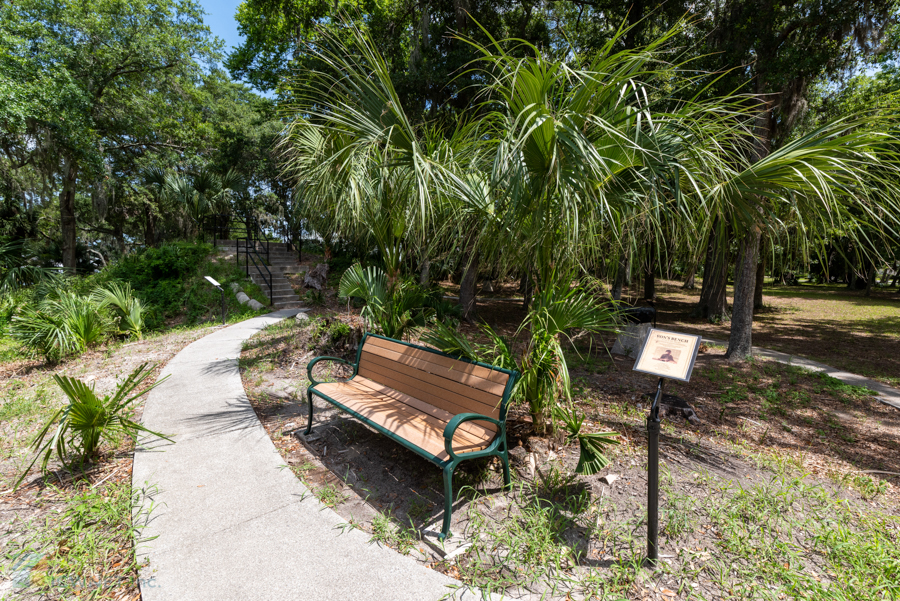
[132,311,478,601]
[702,338,900,410]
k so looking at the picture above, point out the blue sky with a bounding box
[198,0,244,54]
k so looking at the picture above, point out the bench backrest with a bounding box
[356,334,515,427]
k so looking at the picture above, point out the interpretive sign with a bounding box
[632,328,701,382]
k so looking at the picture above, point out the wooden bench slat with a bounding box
[361,342,509,396]
[315,383,489,460]
[347,377,496,440]
[358,363,500,420]
[359,350,503,411]
[319,380,490,447]
[366,336,510,386]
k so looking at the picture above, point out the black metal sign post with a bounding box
[646,376,665,566]
[630,328,702,569]
[205,276,226,325]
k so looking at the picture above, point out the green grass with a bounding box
[0,335,30,363]
[0,381,54,423]
[0,480,149,599]
[0,379,63,486]
[370,512,419,555]
[442,454,900,601]
[312,483,348,508]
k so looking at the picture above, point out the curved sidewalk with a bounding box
[702,338,900,410]
[132,311,475,601]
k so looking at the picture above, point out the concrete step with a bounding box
[271,293,301,302]
[214,241,294,252]
[248,279,295,292]
[272,300,302,308]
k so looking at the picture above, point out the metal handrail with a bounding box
[243,242,273,304]
[235,218,273,305]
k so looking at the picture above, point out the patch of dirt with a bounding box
[240,310,900,600]
[0,326,214,599]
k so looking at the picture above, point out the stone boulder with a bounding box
[611,322,652,359]
[303,263,329,290]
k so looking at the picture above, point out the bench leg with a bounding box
[439,462,457,541]
[500,449,511,490]
[304,389,314,435]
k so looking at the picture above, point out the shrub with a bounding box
[106,243,212,328]
[107,242,268,328]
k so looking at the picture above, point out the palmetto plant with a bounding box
[424,279,618,437]
[0,240,57,293]
[92,282,145,339]
[553,404,620,475]
[10,291,108,362]
[15,363,171,489]
[338,263,430,340]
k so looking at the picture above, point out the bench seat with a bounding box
[316,378,494,461]
[305,333,519,540]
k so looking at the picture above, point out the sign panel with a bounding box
[632,328,702,382]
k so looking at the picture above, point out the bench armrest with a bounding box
[443,413,503,462]
[307,356,354,386]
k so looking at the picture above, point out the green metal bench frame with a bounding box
[305,333,519,540]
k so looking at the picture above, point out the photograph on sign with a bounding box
[632,328,702,382]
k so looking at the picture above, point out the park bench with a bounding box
[305,333,519,540]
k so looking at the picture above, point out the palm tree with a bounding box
[702,119,900,359]
[281,25,442,286]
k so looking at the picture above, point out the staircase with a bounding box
[216,240,304,308]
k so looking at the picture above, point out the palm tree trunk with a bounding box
[726,226,762,360]
[865,263,876,297]
[459,251,479,323]
[643,237,656,300]
[753,233,767,313]
[682,258,697,289]
[612,256,626,300]
[521,270,533,310]
[419,259,430,286]
[59,156,79,274]
[696,218,729,321]
[624,251,632,286]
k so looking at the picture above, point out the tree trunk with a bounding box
[114,223,126,255]
[728,86,772,359]
[682,259,697,289]
[624,0,645,49]
[419,259,431,286]
[521,271,533,310]
[624,251,632,286]
[892,263,900,287]
[696,220,729,321]
[459,252,479,323]
[865,263,876,297]
[753,233,766,313]
[643,237,656,300]
[612,256,626,300]
[59,156,79,274]
[726,227,762,360]
[144,208,157,248]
